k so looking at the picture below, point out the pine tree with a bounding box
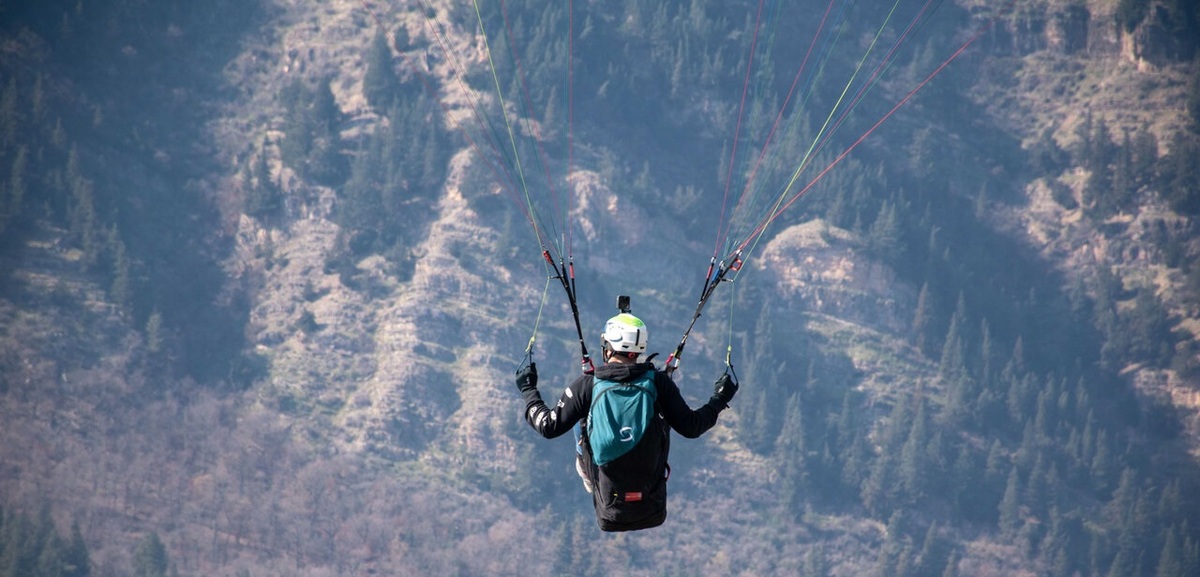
[417,112,445,189]
[1183,532,1200,577]
[863,400,910,514]
[542,85,559,131]
[1071,112,1094,166]
[801,546,830,577]
[874,510,914,577]
[338,132,387,247]
[835,390,858,452]
[867,199,903,263]
[363,28,401,111]
[1087,118,1117,173]
[38,532,69,577]
[1084,120,1116,213]
[50,116,66,150]
[30,73,43,122]
[245,147,282,219]
[145,310,164,354]
[1105,468,1140,525]
[1156,527,1183,577]
[776,393,808,518]
[1125,288,1175,366]
[1187,56,1200,130]
[841,426,870,502]
[1131,126,1158,180]
[279,78,346,185]
[65,521,90,577]
[909,126,937,178]
[1104,129,1135,214]
[1091,429,1115,492]
[1032,377,1057,442]
[862,448,897,516]
[998,466,1022,538]
[1030,127,1068,175]
[925,428,949,499]
[899,397,929,503]
[951,443,983,521]
[938,295,969,382]
[1,145,27,233]
[1004,367,1034,426]
[940,550,959,577]
[132,532,169,577]
[940,306,973,428]
[741,305,784,453]
[911,282,935,355]
[1106,547,1136,577]
[279,79,314,169]
[68,173,98,267]
[1157,479,1181,527]
[108,227,131,309]
[0,77,17,151]
[312,77,341,129]
[1164,131,1200,215]
[1040,507,1068,574]
[976,319,995,388]
[1024,452,1050,517]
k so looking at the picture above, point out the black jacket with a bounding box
[520,361,725,441]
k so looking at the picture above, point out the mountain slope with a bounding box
[2,0,1199,576]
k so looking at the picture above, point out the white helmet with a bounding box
[602,313,648,354]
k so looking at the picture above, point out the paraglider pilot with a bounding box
[515,298,738,531]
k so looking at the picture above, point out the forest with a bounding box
[2,0,1200,575]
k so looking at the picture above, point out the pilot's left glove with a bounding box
[515,362,538,395]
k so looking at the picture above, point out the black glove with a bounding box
[712,372,738,407]
[515,362,538,395]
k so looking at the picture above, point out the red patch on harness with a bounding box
[624,492,643,502]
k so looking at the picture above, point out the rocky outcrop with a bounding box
[989,3,1092,56]
[984,1,1194,67]
[1050,3,1091,54]
[757,219,916,336]
[1122,4,1196,70]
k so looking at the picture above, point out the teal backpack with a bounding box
[587,373,658,465]
[579,369,671,531]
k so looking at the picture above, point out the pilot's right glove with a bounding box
[712,372,739,408]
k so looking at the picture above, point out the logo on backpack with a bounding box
[619,427,634,442]
[587,373,657,465]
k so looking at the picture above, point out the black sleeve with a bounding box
[655,371,724,439]
[522,373,591,439]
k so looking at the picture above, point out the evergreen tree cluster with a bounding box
[363,27,417,112]
[438,8,1200,574]
[727,178,1200,577]
[240,145,283,221]
[468,1,572,128]
[102,1,1200,574]
[1061,97,1200,221]
[277,29,448,286]
[336,95,446,249]
[1017,110,1200,374]
[0,506,90,577]
[681,13,1200,573]
[0,0,261,384]
[279,77,348,186]
[131,533,170,577]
